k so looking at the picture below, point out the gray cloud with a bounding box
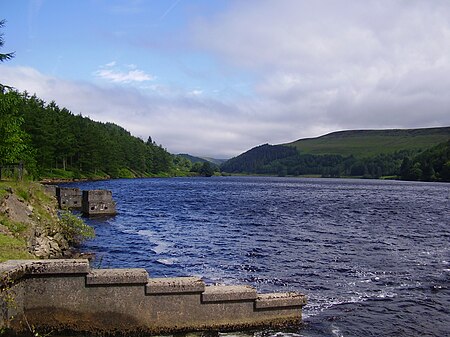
[191,0,450,136]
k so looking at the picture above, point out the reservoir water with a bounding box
[66,176,450,337]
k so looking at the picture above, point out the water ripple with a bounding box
[63,176,450,337]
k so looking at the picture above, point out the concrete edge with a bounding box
[145,277,205,294]
[4,259,90,276]
[0,264,28,287]
[202,285,257,302]
[86,268,149,285]
[255,292,307,309]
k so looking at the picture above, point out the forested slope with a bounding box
[0,89,177,179]
[221,128,450,181]
[400,140,450,181]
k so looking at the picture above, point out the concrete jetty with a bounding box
[0,259,307,336]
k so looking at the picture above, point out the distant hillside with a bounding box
[286,127,450,157]
[201,157,227,165]
[178,154,226,166]
[0,89,180,179]
[221,127,450,180]
[220,144,297,174]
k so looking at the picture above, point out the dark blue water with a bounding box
[65,177,450,337]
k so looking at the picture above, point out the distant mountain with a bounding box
[201,157,227,165]
[285,127,450,157]
[221,127,450,180]
[178,154,227,166]
[220,144,297,174]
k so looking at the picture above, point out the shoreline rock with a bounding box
[0,182,89,260]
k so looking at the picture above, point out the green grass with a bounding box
[285,127,450,157]
[41,168,78,179]
[0,181,57,261]
[0,234,35,262]
[117,168,136,179]
[0,217,28,235]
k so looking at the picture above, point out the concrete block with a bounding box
[82,190,116,216]
[255,293,307,309]
[86,268,149,285]
[5,259,90,275]
[56,187,82,209]
[0,264,27,287]
[146,277,205,294]
[83,190,113,202]
[43,185,57,198]
[202,285,257,302]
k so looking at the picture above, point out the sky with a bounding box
[1,0,450,158]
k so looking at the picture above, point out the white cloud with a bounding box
[189,89,203,96]
[94,62,155,83]
[0,65,262,158]
[105,61,116,67]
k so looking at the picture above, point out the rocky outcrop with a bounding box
[0,185,72,259]
[29,231,71,259]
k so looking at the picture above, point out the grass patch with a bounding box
[117,168,136,179]
[0,234,34,262]
[0,181,60,260]
[40,168,77,179]
[16,186,31,202]
[0,217,28,235]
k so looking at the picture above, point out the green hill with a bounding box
[201,157,227,166]
[286,127,450,157]
[221,127,450,180]
[177,154,226,166]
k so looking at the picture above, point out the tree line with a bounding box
[0,88,181,179]
[400,140,450,182]
[0,20,196,180]
[220,143,450,182]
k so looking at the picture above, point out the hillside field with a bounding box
[285,127,450,157]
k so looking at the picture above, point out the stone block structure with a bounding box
[56,187,82,209]
[0,260,307,336]
[82,189,116,216]
[42,184,57,198]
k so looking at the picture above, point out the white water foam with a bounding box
[137,229,172,254]
[331,324,344,337]
[156,258,178,266]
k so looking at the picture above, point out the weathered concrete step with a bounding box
[202,285,257,302]
[86,268,149,285]
[1,259,90,276]
[255,292,307,309]
[146,277,205,294]
[1,260,308,335]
